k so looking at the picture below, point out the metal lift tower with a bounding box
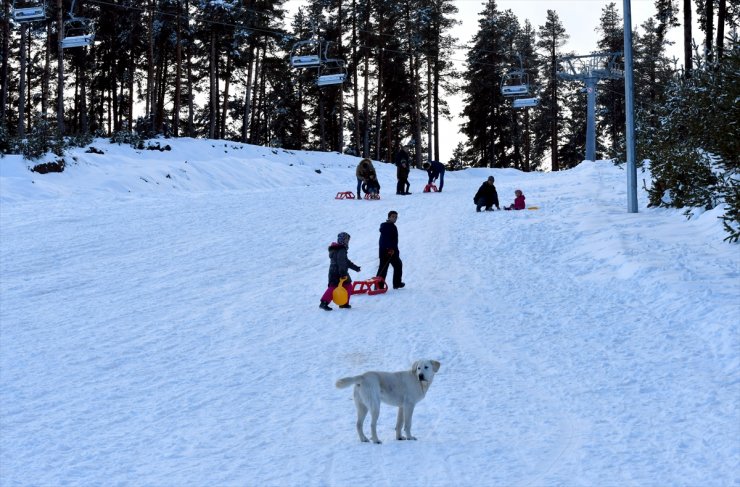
[557,52,624,161]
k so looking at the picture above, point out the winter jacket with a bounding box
[394,148,411,166]
[396,160,410,179]
[363,178,381,194]
[513,194,526,210]
[474,182,499,208]
[327,243,360,286]
[356,160,377,182]
[378,221,399,253]
[426,161,445,181]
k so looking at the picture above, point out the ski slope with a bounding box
[1,139,738,486]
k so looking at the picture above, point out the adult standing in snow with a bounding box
[376,211,405,289]
[394,145,412,195]
[320,232,361,311]
[355,158,377,199]
[474,176,500,212]
[423,160,446,192]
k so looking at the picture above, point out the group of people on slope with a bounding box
[473,176,526,212]
[355,145,447,199]
[320,211,404,311]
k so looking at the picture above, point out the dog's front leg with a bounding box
[402,402,417,440]
[395,407,405,440]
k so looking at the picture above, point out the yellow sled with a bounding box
[527,206,539,210]
[332,277,349,305]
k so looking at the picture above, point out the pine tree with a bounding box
[641,36,739,241]
[534,9,568,171]
[596,2,625,158]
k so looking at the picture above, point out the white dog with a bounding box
[335,360,441,443]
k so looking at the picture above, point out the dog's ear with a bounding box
[431,360,441,372]
[411,360,420,372]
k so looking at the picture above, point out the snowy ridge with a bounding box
[1,139,738,486]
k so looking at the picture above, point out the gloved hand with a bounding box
[357,266,361,272]
[387,249,395,256]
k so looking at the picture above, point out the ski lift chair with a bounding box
[316,59,347,87]
[512,97,540,109]
[500,70,530,97]
[61,16,95,48]
[12,0,46,22]
[290,39,322,68]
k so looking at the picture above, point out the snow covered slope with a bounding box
[1,139,738,486]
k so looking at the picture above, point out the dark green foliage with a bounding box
[21,115,63,160]
[641,37,739,241]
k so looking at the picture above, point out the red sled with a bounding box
[352,276,388,295]
[364,193,381,200]
[335,191,356,200]
[423,184,439,193]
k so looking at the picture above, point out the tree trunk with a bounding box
[242,46,254,142]
[57,0,65,135]
[684,0,692,77]
[704,0,714,61]
[41,20,50,120]
[351,0,360,155]
[221,54,231,139]
[550,44,559,171]
[173,0,182,136]
[80,50,89,134]
[249,45,262,144]
[1,0,9,130]
[426,61,432,162]
[147,0,154,118]
[716,0,726,61]
[209,30,217,139]
[18,23,26,138]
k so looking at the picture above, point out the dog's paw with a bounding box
[372,439,382,444]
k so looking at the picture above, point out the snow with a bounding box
[1,138,738,486]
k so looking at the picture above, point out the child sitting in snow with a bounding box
[320,232,361,311]
[504,189,526,210]
[362,174,381,197]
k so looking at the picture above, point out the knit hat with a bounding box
[337,232,351,247]
[487,176,495,183]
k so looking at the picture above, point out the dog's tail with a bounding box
[335,376,362,389]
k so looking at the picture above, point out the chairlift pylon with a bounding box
[12,0,46,22]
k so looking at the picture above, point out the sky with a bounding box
[1,137,738,485]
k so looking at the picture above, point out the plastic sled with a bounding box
[332,277,349,305]
[364,193,381,200]
[351,276,388,295]
[527,206,539,210]
[335,191,356,200]
[423,184,439,193]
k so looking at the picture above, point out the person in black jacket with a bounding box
[394,145,412,195]
[376,211,405,289]
[320,232,361,311]
[423,160,446,191]
[474,176,500,211]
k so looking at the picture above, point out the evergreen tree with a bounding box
[596,2,625,158]
[460,0,517,168]
[533,9,568,171]
[640,37,739,241]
